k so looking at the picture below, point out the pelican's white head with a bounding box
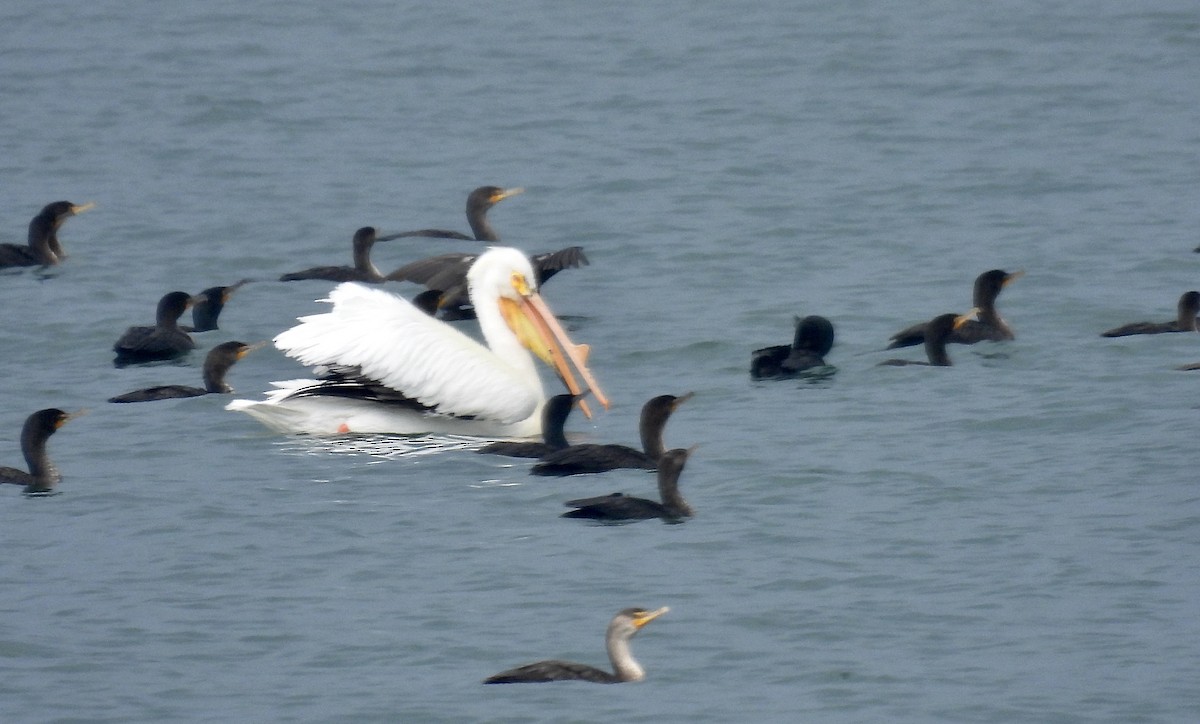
[467,247,538,302]
[466,247,610,417]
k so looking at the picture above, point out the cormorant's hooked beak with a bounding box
[239,341,270,359]
[58,409,88,428]
[492,187,525,203]
[632,607,669,629]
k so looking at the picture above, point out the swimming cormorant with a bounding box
[1,201,94,268]
[477,393,580,458]
[386,247,589,319]
[186,279,250,332]
[751,315,835,378]
[483,607,669,684]
[562,448,694,522]
[879,311,977,367]
[109,341,259,402]
[113,291,199,366]
[386,185,524,243]
[530,393,691,476]
[0,408,80,495]
[888,269,1023,348]
[1100,291,1200,337]
[280,227,404,283]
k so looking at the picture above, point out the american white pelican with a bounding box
[226,247,608,435]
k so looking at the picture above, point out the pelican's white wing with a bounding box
[273,283,541,422]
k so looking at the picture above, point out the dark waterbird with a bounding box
[888,269,1023,349]
[1100,291,1200,337]
[477,393,581,458]
[531,392,692,476]
[380,185,583,318]
[109,341,261,403]
[562,447,694,523]
[0,408,82,495]
[112,291,200,366]
[385,185,524,243]
[280,226,408,283]
[387,247,589,320]
[185,279,251,332]
[751,315,835,378]
[483,606,669,684]
[1,201,95,268]
[879,311,977,367]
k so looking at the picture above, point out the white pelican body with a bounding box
[227,247,607,435]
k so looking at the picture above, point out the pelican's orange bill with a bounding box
[501,291,610,418]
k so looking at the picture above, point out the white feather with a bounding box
[273,283,541,422]
[228,247,569,436]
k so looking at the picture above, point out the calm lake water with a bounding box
[2,1,1199,721]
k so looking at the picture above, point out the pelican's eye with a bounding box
[511,272,532,297]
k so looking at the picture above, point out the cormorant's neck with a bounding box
[21,437,59,490]
[468,213,498,242]
[659,478,692,518]
[191,304,221,332]
[1176,305,1198,332]
[640,412,670,460]
[353,244,384,281]
[27,218,58,264]
[606,631,644,682]
[925,340,952,366]
[203,363,234,393]
[542,412,570,449]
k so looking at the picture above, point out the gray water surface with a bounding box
[2,1,1199,722]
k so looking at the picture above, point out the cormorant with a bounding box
[1,201,94,268]
[386,185,524,243]
[1101,291,1200,337]
[386,247,589,320]
[0,408,80,495]
[280,227,404,283]
[186,279,250,332]
[531,393,691,476]
[113,291,199,366]
[563,448,694,522]
[477,393,580,458]
[888,269,1023,348]
[751,315,835,378]
[109,341,259,402]
[483,607,669,684]
[879,311,977,367]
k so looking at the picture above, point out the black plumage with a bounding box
[888,269,1023,348]
[386,247,589,319]
[0,408,79,495]
[280,227,402,283]
[562,448,694,522]
[1100,291,1200,337]
[751,315,835,378]
[109,341,257,403]
[0,201,94,268]
[879,311,975,367]
[477,394,579,458]
[112,291,198,366]
[186,280,250,332]
[385,185,523,243]
[483,607,668,684]
[530,393,691,476]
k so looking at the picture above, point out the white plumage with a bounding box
[227,247,606,435]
